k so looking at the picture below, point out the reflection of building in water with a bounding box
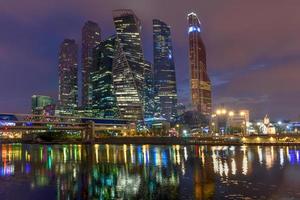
[2,144,300,199]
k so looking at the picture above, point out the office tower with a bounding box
[144,61,155,119]
[112,43,144,121]
[91,36,118,118]
[112,9,148,120]
[58,39,78,113]
[82,21,101,109]
[31,95,54,114]
[187,12,212,116]
[153,19,178,122]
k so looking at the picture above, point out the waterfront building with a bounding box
[31,95,55,115]
[81,21,101,109]
[91,36,119,118]
[112,9,148,120]
[153,19,178,122]
[58,39,78,114]
[187,12,212,116]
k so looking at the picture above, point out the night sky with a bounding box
[1,0,300,120]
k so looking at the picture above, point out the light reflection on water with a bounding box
[0,144,300,199]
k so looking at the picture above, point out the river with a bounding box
[0,144,300,199]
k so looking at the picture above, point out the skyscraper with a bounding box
[112,9,148,120]
[188,12,212,116]
[153,19,178,122]
[144,61,155,119]
[112,43,144,121]
[58,39,78,113]
[91,36,119,118]
[81,21,101,109]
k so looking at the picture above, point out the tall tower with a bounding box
[91,36,119,119]
[81,21,101,109]
[58,39,78,113]
[188,12,212,116]
[112,9,147,120]
[153,19,178,122]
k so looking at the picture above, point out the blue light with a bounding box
[188,26,201,33]
[168,52,172,59]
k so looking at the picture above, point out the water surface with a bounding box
[0,144,300,199]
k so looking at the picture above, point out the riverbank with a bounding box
[2,135,300,146]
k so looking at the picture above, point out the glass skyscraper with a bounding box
[112,9,148,120]
[81,21,101,109]
[144,61,155,119]
[91,36,119,118]
[187,12,212,116]
[153,19,178,122]
[58,39,78,113]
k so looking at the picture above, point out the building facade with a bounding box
[187,12,212,116]
[144,61,155,119]
[81,21,101,109]
[112,9,148,120]
[91,36,119,118]
[153,19,178,122]
[112,43,144,121]
[31,95,55,115]
[58,39,78,113]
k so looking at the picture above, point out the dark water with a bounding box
[0,144,300,200]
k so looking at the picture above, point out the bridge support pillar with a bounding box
[84,121,95,144]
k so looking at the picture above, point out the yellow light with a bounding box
[240,111,246,116]
[229,111,234,116]
[216,110,221,115]
[221,109,227,114]
[176,124,180,128]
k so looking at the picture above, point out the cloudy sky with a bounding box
[1,0,300,120]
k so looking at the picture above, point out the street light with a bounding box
[221,109,227,115]
[228,111,234,117]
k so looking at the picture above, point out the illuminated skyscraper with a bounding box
[112,43,144,121]
[153,19,178,122]
[188,12,212,116]
[144,61,155,119]
[112,9,148,120]
[81,21,101,109]
[58,39,78,113]
[91,36,119,118]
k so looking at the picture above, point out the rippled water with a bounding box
[0,144,300,199]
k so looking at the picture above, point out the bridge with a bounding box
[0,113,135,143]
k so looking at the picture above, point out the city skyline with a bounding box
[1,0,300,119]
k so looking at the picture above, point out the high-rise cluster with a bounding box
[57,10,212,122]
[188,12,212,117]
